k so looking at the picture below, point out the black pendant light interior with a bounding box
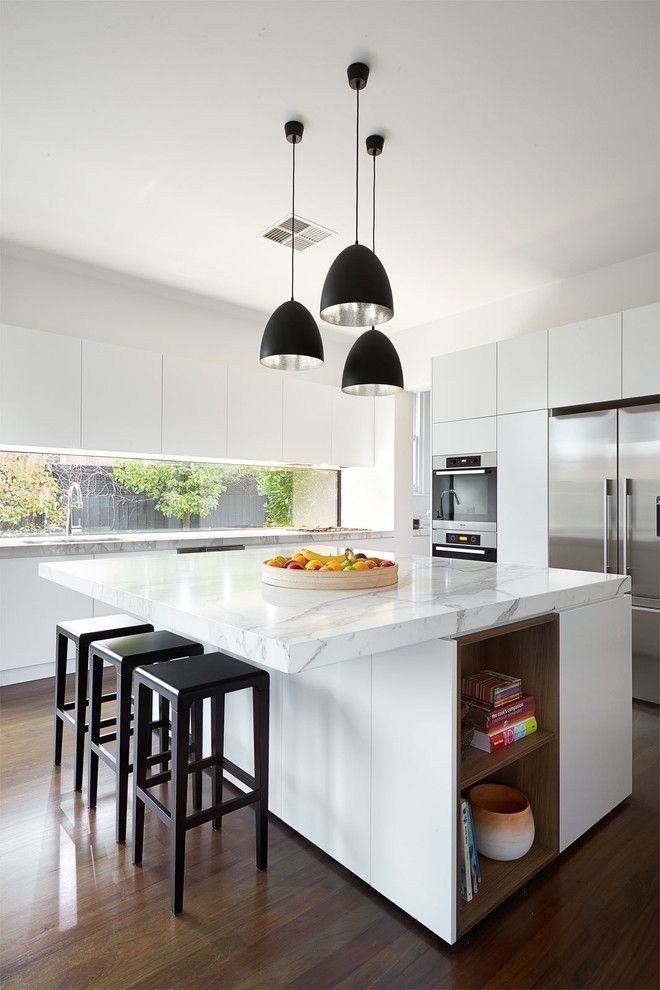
[260,120,324,371]
[342,133,404,396]
[320,63,394,328]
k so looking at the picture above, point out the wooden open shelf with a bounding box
[460,728,556,789]
[455,613,560,939]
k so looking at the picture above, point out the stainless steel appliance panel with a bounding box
[618,403,660,602]
[631,605,660,704]
[549,409,618,573]
[432,452,497,530]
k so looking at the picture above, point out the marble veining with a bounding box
[39,548,631,674]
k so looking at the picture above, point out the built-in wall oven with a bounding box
[432,452,497,561]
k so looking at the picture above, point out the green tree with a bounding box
[254,468,294,527]
[0,454,65,533]
[114,461,234,527]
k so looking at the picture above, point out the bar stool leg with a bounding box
[72,645,89,791]
[253,683,269,871]
[132,683,151,866]
[159,696,170,771]
[191,701,203,812]
[53,632,68,765]
[211,693,225,830]
[115,668,133,844]
[87,654,103,808]
[171,703,190,915]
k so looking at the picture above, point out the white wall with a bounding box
[394,250,660,389]
[0,242,352,386]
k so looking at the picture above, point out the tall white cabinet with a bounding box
[497,410,548,567]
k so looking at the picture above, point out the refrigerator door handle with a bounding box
[622,478,632,576]
[603,478,612,574]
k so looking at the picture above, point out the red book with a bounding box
[464,695,536,732]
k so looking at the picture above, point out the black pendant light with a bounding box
[320,63,394,328]
[342,134,404,395]
[260,120,324,371]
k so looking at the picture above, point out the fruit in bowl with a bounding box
[265,548,397,573]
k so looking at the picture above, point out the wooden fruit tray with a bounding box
[261,562,398,591]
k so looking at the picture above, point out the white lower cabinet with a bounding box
[497,410,548,566]
[0,555,94,684]
[559,596,632,852]
[281,656,372,882]
[371,639,457,943]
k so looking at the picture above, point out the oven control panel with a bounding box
[446,455,481,468]
[446,532,481,545]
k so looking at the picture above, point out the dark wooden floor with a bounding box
[0,678,658,990]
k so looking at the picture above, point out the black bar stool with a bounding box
[54,614,154,790]
[87,631,204,843]
[132,652,269,915]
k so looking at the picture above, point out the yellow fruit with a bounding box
[302,548,346,565]
[352,560,369,570]
[266,559,283,568]
[326,560,343,571]
[305,560,322,570]
[275,555,288,565]
[293,553,308,565]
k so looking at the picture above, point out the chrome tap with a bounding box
[65,483,84,537]
[438,488,461,519]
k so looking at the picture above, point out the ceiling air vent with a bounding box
[262,216,334,252]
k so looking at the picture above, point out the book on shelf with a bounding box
[466,800,481,894]
[464,694,536,732]
[470,715,538,753]
[462,669,522,708]
[460,798,473,901]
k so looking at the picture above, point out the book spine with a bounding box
[464,696,536,731]
[466,801,481,894]
[489,716,537,752]
[460,799,472,901]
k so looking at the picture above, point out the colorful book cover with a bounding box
[470,715,538,753]
[461,669,523,708]
[460,798,472,902]
[466,801,481,894]
[464,695,536,732]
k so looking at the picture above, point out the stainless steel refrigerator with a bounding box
[549,401,660,703]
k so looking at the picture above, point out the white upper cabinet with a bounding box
[282,379,333,465]
[0,324,81,448]
[432,343,496,423]
[497,329,548,414]
[497,409,548,567]
[548,314,622,408]
[227,366,283,462]
[622,302,660,399]
[330,390,375,467]
[432,416,496,456]
[162,354,227,458]
[81,339,162,454]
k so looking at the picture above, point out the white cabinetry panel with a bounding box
[0,555,94,682]
[282,379,333,465]
[559,596,632,852]
[82,340,162,454]
[281,656,372,882]
[432,343,496,423]
[622,302,660,399]
[162,354,227,458]
[371,639,457,943]
[497,330,548,414]
[497,410,548,566]
[331,390,374,467]
[227,367,283,462]
[548,314,621,408]
[0,324,81,448]
[432,417,496,456]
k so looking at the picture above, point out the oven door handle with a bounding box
[434,545,487,555]
[434,469,487,476]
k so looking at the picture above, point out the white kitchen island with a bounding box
[40,548,632,943]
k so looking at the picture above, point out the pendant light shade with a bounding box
[320,244,393,327]
[260,120,324,371]
[320,63,394,328]
[341,327,404,395]
[260,299,324,370]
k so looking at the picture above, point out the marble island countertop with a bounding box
[39,547,631,674]
[0,527,393,559]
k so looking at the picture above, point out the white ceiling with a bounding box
[1,0,659,337]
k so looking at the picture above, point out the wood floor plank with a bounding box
[0,679,657,990]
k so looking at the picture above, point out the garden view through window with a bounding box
[0,451,339,536]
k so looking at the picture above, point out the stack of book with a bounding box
[460,797,481,901]
[462,669,537,754]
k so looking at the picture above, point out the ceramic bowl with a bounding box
[468,783,535,861]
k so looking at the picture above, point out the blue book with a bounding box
[466,800,481,894]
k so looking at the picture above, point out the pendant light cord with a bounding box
[372,150,376,253]
[290,136,296,300]
[355,85,360,244]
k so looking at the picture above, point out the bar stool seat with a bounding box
[54,614,154,790]
[132,652,269,915]
[87,630,204,843]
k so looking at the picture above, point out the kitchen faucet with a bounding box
[65,482,84,537]
[438,488,461,519]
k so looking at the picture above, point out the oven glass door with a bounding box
[433,467,497,527]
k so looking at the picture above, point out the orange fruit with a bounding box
[293,553,308,565]
[327,560,342,571]
[266,559,283,568]
[352,560,368,570]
